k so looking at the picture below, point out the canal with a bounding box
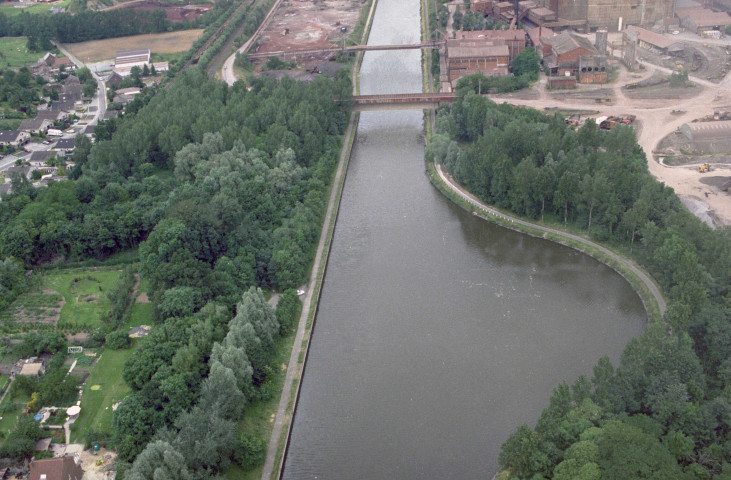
[281,0,646,478]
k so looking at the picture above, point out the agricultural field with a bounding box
[61,29,204,63]
[0,37,45,69]
[46,269,122,330]
[0,0,71,17]
[1,268,122,332]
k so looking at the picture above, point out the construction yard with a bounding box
[252,0,365,69]
[62,29,204,63]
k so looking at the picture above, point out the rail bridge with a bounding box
[345,92,457,110]
[247,41,445,59]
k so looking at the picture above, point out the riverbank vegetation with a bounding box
[427,92,730,479]
[0,66,352,475]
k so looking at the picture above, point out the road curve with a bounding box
[435,163,668,317]
[222,0,284,85]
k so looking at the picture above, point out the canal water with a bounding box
[281,0,646,478]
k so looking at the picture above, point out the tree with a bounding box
[498,424,550,478]
[511,47,540,80]
[126,440,192,480]
[579,172,610,236]
[106,329,131,349]
[199,361,245,419]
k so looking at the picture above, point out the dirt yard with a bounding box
[62,30,204,62]
[108,0,213,21]
[254,0,365,68]
[637,43,731,83]
[622,71,704,100]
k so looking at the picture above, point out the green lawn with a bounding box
[0,37,43,69]
[0,390,30,440]
[0,0,71,17]
[70,344,139,443]
[45,269,122,330]
[225,331,297,480]
[0,375,9,394]
[126,302,153,328]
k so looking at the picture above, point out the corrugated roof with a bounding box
[627,26,677,49]
[527,25,555,46]
[449,44,510,59]
[676,6,731,27]
[682,120,731,139]
[116,48,150,58]
[545,32,597,56]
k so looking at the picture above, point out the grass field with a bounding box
[0,37,44,69]
[45,269,122,330]
[0,0,71,17]
[0,391,30,440]
[70,344,139,442]
[62,29,205,63]
[70,278,151,443]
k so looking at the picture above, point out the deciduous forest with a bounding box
[0,67,351,475]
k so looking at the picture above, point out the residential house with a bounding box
[36,110,69,123]
[105,71,124,89]
[19,117,53,135]
[29,150,58,166]
[28,456,84,480]
[0,130,31,147]
[55,138,75,154]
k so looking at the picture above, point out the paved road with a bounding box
[435,164,668,316]
[222,0,284,86]
[54,42,107,125]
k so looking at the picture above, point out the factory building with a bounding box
[536,0,676,31]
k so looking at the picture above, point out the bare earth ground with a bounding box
[61,30,204,63]
[493,40,731,228]
[253,0,362,69]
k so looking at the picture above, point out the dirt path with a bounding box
[492,61,731,228]
[436,164,667,315]
[222,0,284,85]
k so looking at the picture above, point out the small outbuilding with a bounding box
[19,362,45,377]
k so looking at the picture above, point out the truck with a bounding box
[47,129,63,137]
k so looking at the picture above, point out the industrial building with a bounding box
[445,42,510,82]
[676,6,731,34]
[538,0,677,31]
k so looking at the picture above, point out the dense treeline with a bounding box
[427,93,731,479]
[0,66,349,471]
[0,0,230,51]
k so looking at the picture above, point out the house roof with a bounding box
[64,75,80,85]
[545,32,598,56]
[0,130,24,142]
[50,100,76,113]
[626,26,677,49]
[676,6,731,27]
[19,362,44,375]
[29,456,84,480]
[36,111,65,121]
[30,151,57,162]
[55,138,75,150]
[19,118,52,131]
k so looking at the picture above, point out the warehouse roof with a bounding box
[676,6,731,27]
[681,120,731,140]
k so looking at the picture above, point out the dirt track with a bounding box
[493,53,731,229]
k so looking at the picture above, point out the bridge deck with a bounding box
[351,93,457,105]
[248,41,444,59]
